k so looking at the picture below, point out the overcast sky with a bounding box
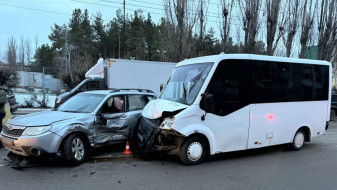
[0,0,233,61]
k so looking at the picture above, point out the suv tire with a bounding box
[63,134,87,165]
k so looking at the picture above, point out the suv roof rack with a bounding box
[110,88,154,93]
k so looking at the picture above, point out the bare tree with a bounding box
[25,37,32,65]
[299,0,317,58]
[317,0,337,61]
[265,0,286,55]
[34,34,39,52]
[6,36,17,65]
[18,36,25,69]
[237,0,262,53]
[197,0,210,56]
[164,0,198,61]
[282,0,300,57]
[219,0,235,53]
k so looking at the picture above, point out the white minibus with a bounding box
[134,54,331,165]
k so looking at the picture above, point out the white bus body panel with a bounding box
[248,101,327,149]
[174,105,249,154]
[170,54,331,155]
[106,59,176,94]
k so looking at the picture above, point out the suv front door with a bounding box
[95,95,129,144]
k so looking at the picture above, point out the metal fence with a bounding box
[1,64,65,94]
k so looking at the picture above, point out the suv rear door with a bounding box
[127,94,155,137]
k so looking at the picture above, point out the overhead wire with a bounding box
[0,2,71,16]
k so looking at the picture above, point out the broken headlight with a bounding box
[160,117,175,130]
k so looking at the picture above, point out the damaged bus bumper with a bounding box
[134,117,185,155]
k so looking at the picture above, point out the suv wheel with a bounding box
[63,134,87,165]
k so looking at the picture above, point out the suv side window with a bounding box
[128,95,151,111]
[101,95,125,114]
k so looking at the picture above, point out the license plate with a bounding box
[1,136,15,149]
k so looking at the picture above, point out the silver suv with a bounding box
[0,89,155,164]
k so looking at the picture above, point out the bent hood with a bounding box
[8,111,85,127]
[142,99,188,119]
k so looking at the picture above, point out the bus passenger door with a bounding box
[202,60,250,152]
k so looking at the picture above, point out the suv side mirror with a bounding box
[160,84,165,92]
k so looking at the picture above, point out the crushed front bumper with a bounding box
[135,117,184,155]
[0,131,63,157]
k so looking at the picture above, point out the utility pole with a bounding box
[42,66,46,105]
[42,66,45,94]
[123,0,126,58]
[119,35,121,59]
[64,29,73,84]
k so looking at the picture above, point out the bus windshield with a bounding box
[159,62,213,105]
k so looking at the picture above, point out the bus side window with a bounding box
[270,62,290,102]
[314,65,329,100]
[204,60,248,116]
[302,66,314,101]
[250,61,273,103]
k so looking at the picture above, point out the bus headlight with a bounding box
[160,117,175,130]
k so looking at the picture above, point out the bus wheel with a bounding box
[179,137,206,165]
[291,130,305,151]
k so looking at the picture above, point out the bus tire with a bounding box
[290,130,305,151]
[179,137,206,165]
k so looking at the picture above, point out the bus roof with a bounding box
[177,54,331,67]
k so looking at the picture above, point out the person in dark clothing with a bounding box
[0,86,6,149]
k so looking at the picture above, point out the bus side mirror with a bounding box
[204,93,215,113]
[160,84,165,92]
[201,93,214,113]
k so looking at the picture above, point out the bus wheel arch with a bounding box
[297,126,311,142]
[184,133,211,155]
[290,126,311,151]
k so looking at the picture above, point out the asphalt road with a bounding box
[1,121,337,190]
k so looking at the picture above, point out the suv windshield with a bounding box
[57,93,105,113]
[159,62,213,105]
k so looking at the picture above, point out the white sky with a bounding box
[0,0,232,60]
[0,0,307,62]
